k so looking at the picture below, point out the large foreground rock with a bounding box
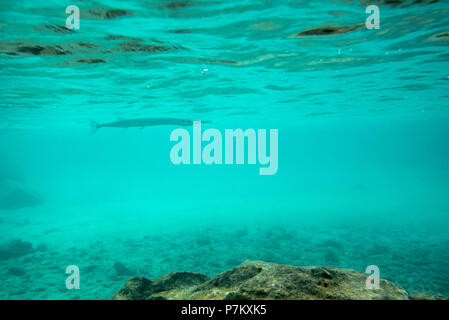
[113,260,444,300]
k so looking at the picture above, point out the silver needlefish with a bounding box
[90,118,210,135]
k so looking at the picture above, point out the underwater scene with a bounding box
[0,0,448,300]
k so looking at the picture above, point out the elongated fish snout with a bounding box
[90,120,100,135]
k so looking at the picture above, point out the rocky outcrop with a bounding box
[113,260,445,300]
[113,262,136,277]
[360,0,439,8]
[435,32,449,38]
[0,239,34,260]
[33,25,75,34]
[0,36,182,60]
[0,42,72,56]
[86,8,133,19]
[292,25,363,37]
[77,59,106,64]
[408,292,447,300]
[0,188,42,210]
[113,271,210,300]
[0,180,42,210]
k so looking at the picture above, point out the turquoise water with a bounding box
[1,0,449,299]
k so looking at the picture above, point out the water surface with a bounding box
[0,0,448,299]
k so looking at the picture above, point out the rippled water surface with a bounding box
[0,0,449,299]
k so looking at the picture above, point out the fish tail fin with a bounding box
[90,120,100,136]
